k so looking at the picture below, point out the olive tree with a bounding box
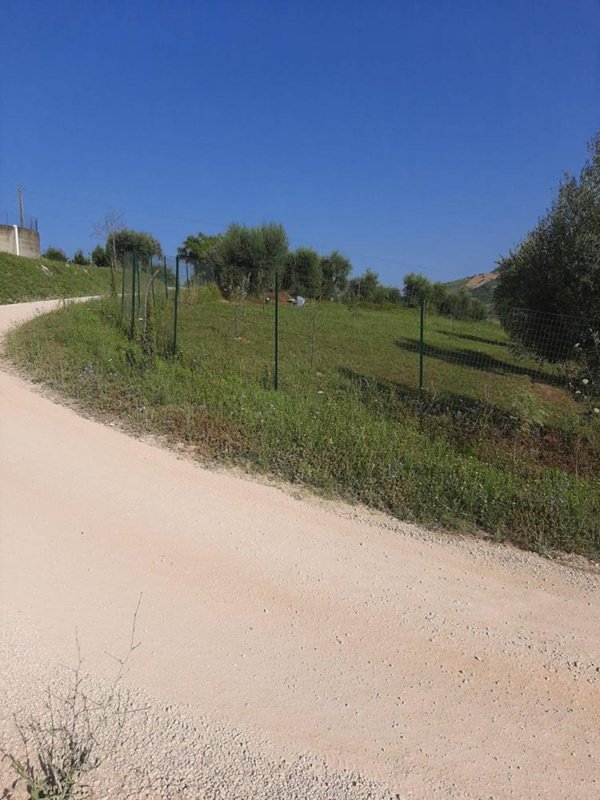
[320,251,351,299]
[495,133,600,387]
[282,247,322,297]
[205,223,288,297]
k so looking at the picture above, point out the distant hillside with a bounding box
[0,252,115,304]
[445,270,498,308]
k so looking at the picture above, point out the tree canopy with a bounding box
[71,249,89,266]
[403,272,432,306]
[320,251,352,299]
[91,245,110,268]
[348,269,381,303]
[400,272,487,320]
[42,247,68,262]
[177,232,220,283]
[494,133,600,380]
[178,224,357,300]
[282,247,322,298]
[204,223,288,297]
[108,229,163,261]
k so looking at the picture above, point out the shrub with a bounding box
[71,249,89,266]
[43,247,68,262]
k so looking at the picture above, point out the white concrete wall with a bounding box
[0,225,41,258]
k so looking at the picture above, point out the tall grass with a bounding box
[6,295,599,558]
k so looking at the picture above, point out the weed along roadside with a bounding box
[6,289,599,560]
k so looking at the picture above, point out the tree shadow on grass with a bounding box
[338,367,598,476]
[438,330,508,348]
[395,338,563,387]
[338,366,515,428]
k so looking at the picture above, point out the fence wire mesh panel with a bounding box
[106,254,599,487]
[119,251,177,356]
[149,277,598,403]
[417,305,599,412]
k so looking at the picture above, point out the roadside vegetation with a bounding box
[0,252,117,304]
[4,133,599,560]
[3,600,143,800]
[6,292,599,559]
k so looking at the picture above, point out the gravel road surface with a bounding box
[1,299,598,799]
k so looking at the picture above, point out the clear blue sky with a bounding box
[1,0,599,284]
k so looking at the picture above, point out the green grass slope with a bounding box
[6,294,599,559]
[0,252,116,304]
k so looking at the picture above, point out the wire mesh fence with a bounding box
[116,252,599,421]
[118,251,196,356]
[414,304,599,406]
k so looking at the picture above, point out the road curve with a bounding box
[1,298,599,799]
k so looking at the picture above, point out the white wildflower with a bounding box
[582,378,589,385]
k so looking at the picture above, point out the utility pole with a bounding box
[17,186,25,227]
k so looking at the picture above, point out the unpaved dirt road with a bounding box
[1,299,599,799]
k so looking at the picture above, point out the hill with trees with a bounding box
[445,271,499,307]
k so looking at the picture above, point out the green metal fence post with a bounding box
[173,255,180,355]
[130,252,136,340]
[150,254,156,303]
[120,253,126,326]
[136,251,141,312]
[274,270,279,391]
[163,256,168,299]
[419,296,425,393]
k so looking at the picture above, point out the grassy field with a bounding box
[6,290,599,558]
[0,252,117,303]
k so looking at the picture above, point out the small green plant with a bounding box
[509,390,549,462]
[3,598,144,800]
